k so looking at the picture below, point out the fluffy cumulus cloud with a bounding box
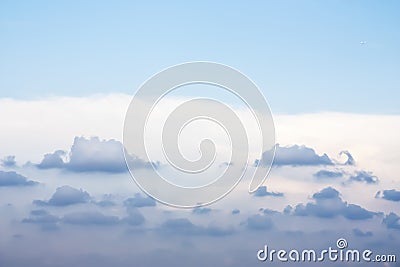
[259,144,333,167]
[1,155,16,167]
[254,186,284,197]
[0,170,38,187]
[37,137,127,173]
[67,137,127,172]
[376,189,400,202]
[289,187,378,220]
[33,185,91,206]
[37,150,66,169]
[37,136,156,173]
[312,187,340,199]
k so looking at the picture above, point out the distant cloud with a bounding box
[24,206,145,228]
[192,207,212,215]
[352,228,373,237]
[339,151,355,165]
[290,187,377,220]
[0,170,38,187]
[376,189,400,202]
[37,150,66,169]
[1,155,16,167]
[22,209,59,224]
[312,187,340,199]
[92,194,117,207]
[62,211,119,226]
[343,204,377,220]
[22,209,59,230]
[246,214,274,230]
[260,208,280,215]
[382,213,400,230]
[37,137,155,173]
[348,171,378,184]
[158,218,234,237]
[313,170,343,179]
[94,200,116,207]
[33,185,91,206]
[258,144,333,167]
[124,193,156,208]
[254,186,284,197]
[159,218,200,235]
[122,207,145,226]
[30,209,49,216]
[231,209,240,215]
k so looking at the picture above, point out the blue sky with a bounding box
[1,0,399,113]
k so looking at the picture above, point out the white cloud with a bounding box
[1,94,399,213]
[0,94,129,163]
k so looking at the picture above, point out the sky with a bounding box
[1,1,400,267]
[1,0,400,113]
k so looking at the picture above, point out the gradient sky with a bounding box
[1,0,400,113]
[1,2,400,266]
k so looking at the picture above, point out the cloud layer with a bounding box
[0,171,38,187]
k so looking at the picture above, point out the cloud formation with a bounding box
[1,155,16,167]
[339,150,355,165]
[37,150,66,169]
[122,207,145,226]
[231,209,240,215]
[246,214,274,230]
[254,186,284,197]
[33,185,91,206]
[259,144,333,167]
[0,171,38,187]
[376,189,400,202]
[67,137,127,172]
[348,171,378,184]
[38,137,127,173]
[22,209,59,230]
[289,187,377,220]
[37,137,156,173]
[124,193,156,208]
[382,213,400,230]
[313,170,343,179]
[192,207,212,215]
